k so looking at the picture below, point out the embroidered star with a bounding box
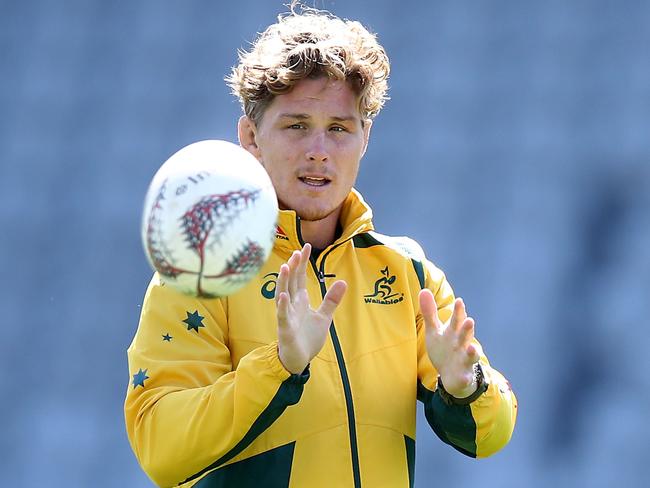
[183,310,205,333]
[162,333,173,342]
[132,368,149,389]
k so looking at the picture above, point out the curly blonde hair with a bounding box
[226,5,390,125]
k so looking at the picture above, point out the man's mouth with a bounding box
[298,176,330,187]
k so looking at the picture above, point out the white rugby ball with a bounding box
[141,140,278,297]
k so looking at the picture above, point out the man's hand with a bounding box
[276,243,348,374]
[419,289,480,399]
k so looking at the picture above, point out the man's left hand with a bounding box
[419,289,480,399]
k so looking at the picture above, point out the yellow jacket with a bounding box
[125,189,517,487]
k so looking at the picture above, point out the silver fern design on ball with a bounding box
[201,239,266,296]
[180,189,261,253]
[146,185,266,297]
[179,189,264,297]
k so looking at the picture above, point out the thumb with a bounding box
[317,280,347,319]
[419,289,441,334]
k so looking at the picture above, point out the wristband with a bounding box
[436,362,488,406]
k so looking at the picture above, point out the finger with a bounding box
[276,291,290,329]
[296,243,311,291]
[465,343,481,365]
[457,317,475,348]
[287,250,301,297]
[317,280,347,318]
[275,264,289,305]
[418,289,441,334]
[450,298,467,333]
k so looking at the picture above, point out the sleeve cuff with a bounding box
[263,341,310,385]
[436,363,489,406]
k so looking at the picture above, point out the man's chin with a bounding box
[278,196,345,222]
[296,207,335,222]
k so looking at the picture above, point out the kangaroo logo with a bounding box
[364,267,404,305]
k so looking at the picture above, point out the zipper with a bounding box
[296,216,362,488]
[317,269,337,282]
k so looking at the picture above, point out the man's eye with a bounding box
[288,124,304,130]
[330,126,346,132]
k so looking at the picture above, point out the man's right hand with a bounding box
[276,243,347,374]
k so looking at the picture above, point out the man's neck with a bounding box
[299,207,342,250]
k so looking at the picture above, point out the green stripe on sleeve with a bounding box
[182,369,309,485]
[193,442,296,487]
[417,381,478,458]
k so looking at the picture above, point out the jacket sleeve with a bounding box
[124,275,309,487]
[415,260,518,458]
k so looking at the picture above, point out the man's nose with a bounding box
[305,132,329,162]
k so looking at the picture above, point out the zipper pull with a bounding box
[318,270,336,282]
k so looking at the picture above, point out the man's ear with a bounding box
[360,119,373,158]
[238,115,262,161]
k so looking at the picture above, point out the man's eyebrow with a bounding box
[278,113,358,122]
[331,115,358,123]
[279,113,310,120]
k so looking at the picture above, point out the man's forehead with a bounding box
[257,77,365,125]
[278,78,357,103]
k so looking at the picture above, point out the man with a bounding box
[125,7,517,488]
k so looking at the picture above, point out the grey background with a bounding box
[1,0,648,486]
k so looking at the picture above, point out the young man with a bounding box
[125,8,517,488]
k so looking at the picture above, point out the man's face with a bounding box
[242,77,371,222]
